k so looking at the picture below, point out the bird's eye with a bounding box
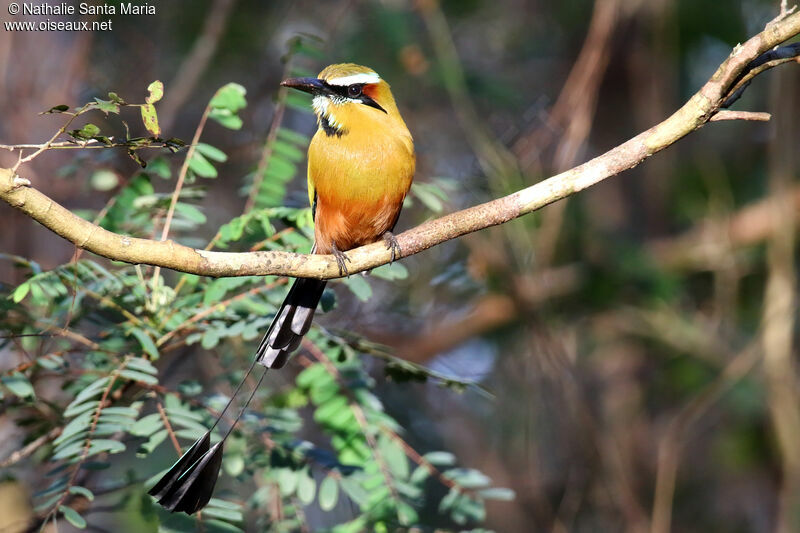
[347,84,362,98]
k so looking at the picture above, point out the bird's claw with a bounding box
[331,245,351,277]
[382,232,402,263]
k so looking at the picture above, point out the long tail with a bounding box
[149,277,326,514]
[256,277,327,369]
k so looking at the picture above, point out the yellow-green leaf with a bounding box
[140,104,160,137]
[145,80,164,104]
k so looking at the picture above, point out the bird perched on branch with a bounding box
[149,63,415,514]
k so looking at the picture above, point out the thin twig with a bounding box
[155,279,286,346]
[46,358,128,522]
[243,58,293,214]
[11,106,86,172]
[0,427,62,467]
[156,400,182,455]
[303,342,402,506]
[149,104,211,304]
[709,110,771,121]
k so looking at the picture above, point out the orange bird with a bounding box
[150,64,415,514]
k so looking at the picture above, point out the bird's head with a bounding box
[281,63,403,137]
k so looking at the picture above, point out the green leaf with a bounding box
[68,486,95,501]
[204,519,245,533]
[297,470,316,505]
[206,498,242,510]
[137,429,167,457]
[42,104,69,114]
[120,368,158,385]
[88,439,125,455]
[276,127,310,146]
[108,92,126,104]
[70,123,101,140]
[343,275,372,302]
[129,328,159,358]
[140,103,160,137]
[90,169,119,191]
[378,434,409,480]
[195,143,228,163]
[210,83,247,113]
[224,454,244,477]
[439,487,460,512]
[397,501,419,526]
[424,451,456,466]
[130,413,163,437]
[127,148,147,168]
[314,395,348,425]
[411,182,444,213]
[409,465,431,485]
[177,380,202,396]
[63,400,99,419]
[37,353,65,370]
[59,506,86,529]
[453,495,485,523]
[71,377,110,406]
[11,281,30,302]
[370,262,409,281]
[189,151,218,178]
[318,476,338,511]
[127,357,158,375]
[446,468,490,489]
[1,372,35,398]
[52,440,86,460]
[320,288,337,312]
[479,487,516,501]
[100,406,138,418]
[272,140,305,162]
[55,412,93,444]
[145,80,164,104]
[296,362,327,389]
[174,203,207,224]
[208,109,243,130]
[277,468,298,496]
[202,507,244,522]
[146,156,172,178]
[94,98,120,115]
[309,378,339,405]
[201,328,220,349]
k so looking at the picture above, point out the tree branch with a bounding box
[2,14,799,280]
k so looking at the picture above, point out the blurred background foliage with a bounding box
[1,0,799,531]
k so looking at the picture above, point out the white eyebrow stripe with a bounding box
[326,72,381,86]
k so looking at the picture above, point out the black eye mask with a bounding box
[323,81,387,114]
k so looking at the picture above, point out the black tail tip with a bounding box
[148,432,224,514]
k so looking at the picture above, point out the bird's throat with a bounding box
[320,115,344,137]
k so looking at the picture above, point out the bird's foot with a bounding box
[331,244,351,277]
[382,231,402,263]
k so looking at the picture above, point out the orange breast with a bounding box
[308,108,414,255]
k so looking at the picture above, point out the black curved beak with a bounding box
[280,77,326,95]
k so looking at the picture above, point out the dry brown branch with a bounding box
[1,14,800,280]
[0,427,62,468]
[708,110,771,121]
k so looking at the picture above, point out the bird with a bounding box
[149,63,415,514]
